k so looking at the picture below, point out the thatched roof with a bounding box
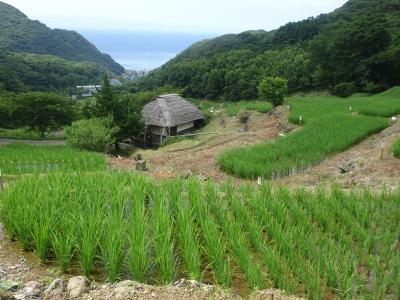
[142,94,204,127]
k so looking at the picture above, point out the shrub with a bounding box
[393,138,400,158]
[333,82,354,98]
[65,117,118,152]
[258,77,288,107]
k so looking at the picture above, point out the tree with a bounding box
[65,117,118,152]
[258,77,288,107]
[10,92,74,137]
[86,75,145,145]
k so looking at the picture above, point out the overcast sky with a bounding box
[4,0,348,34]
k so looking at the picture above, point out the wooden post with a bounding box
[380,141,385,159]
[160,127,165,145]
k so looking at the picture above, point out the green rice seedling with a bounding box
[2,172,399,298]
[205,183,263,290]
[187,179,232,287]
[244,185,325,299]
[32,201,53,261]
[0,176,36,250]
[219,113,389,179]
[100,180,127,282]
[165,180,202,281]
[0,143,106,175]
[76,179,104,277]
[50,175,78,272]
[126,177,151,283]
[218,89,400,179]
[151,186,175,284]
[276,187,356,296]
[51,216,76,273]
[229,184,298,293]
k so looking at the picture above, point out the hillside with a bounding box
[0,51,108,92]
[138,0,400,100]
[0,1,123,74]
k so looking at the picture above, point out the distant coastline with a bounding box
[80,30,216,70]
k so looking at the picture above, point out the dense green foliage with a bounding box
[65,117,118,152]
[137,0,400,99]
[0,128,64,140]
[393,138,400,158]
[333,82,355,98]
[0,92,74,136]
[83,75,145,143]
[1,172,399,298]
[257,77,288,107]
[219,88,400,179]
[0,1,123,74]
[0,143,106,175]
[0,51,109,92]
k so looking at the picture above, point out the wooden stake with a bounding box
[380,141,385,159]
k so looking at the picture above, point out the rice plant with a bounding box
[205,183,263,290]
[228,184,298,293]
[187,179,232,287]
[151,186,176,284]
[126,177,151,282]
[165,180,202,281]
[0,143,106,175]
[219,89,400,179]
[100,180,127,282]
[76,179,104,277]
[1,172,399,298]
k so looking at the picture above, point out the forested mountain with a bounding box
[137,0,400,100]
[0,51,109,92]
[0,1,123,74]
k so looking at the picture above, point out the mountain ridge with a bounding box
[138,0,400,99]
[0,1,124,74]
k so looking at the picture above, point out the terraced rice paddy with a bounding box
[0,144,107,175]
[1,172,399,299]
[219,88,400,179]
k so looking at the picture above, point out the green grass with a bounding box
[0,128,65,141]
[189,99,272,116]
[0,143,107,175]
[1,172,399,299]
[393,138,400,158]
[219,87,400,179]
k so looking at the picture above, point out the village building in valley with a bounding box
[142,94,205,146]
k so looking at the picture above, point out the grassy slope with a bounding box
[219,87,400,179]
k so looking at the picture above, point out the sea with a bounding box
[80,30,216,71]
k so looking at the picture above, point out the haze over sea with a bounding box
[81,30,216,71]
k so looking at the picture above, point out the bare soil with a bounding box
[109,106,295,185]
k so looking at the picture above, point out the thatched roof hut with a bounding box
[142,94,204,145]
